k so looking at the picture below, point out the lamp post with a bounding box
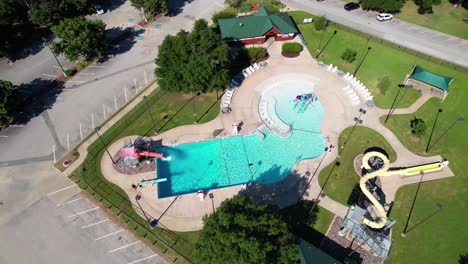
[143,95,157,133]
[402,171,424,237]
[211,59,220,100]
[426,116,464,152]
[353,43,371,76]
[316,30,337,59]
[190,84,197,124]
[95,126,115,163]
[425,108,443,153]
[384,84,411,124]
[43,37,66,77]
[339,108,366,155]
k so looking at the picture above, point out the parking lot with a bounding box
[0,184,167,264]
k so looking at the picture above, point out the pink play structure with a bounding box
[120,138,164,167]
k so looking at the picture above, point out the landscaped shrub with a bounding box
[361,0,405,13]
[314,16,328,31]
[282,42,303,53]
[341,48,357,63]
[65,68,77,77]
[378,76,391,95]
[239,2,251,12]
[212,8,237,26]
[247,47,268,59]
[76,60,91,71]
[410,116,427,136]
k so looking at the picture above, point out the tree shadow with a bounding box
[6,33,52,62]
[239,167,311,208]
[101,0,126,12]
[99,27,144,63]
[459,253,468,264]
[11,78,64,125]
[167,0,194,16]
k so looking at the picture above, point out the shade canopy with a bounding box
[409,65,453,92]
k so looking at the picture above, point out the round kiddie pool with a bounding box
[156,78,326,198]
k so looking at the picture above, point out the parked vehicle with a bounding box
[95,5,105,15]
[344,2,360,11]
[377,13,393,21]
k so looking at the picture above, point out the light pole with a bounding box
[339,108,366,155]
[95,126,115,164]
[425,108,442,153]
[426,116,464,152]
[211,59,220,100]
[384,84,412,124]
[316,30,337,59]
[402,171,424,237]
[43,37,66,77]
[353,45,371,76]
[190,84,197,124]
[143,95,157,133]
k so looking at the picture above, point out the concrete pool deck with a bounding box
[70,38,454,232]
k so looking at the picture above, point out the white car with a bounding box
[377,13,393,21]
[95,5,105,15]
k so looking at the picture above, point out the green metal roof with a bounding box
[409,65,453,92]
[218,7,298,40]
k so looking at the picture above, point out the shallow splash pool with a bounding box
[156,80,326,198]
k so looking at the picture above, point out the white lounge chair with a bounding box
[249,66,256,73]
[253,63,260,70]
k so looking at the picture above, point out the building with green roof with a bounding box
[218,7,299,45]
[407,65,454,100]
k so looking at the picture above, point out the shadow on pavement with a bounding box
[167,0,194,16]
[99,27,144,63]
[6,34,52,63]
[102,0,126,12]
[11,78,65,125]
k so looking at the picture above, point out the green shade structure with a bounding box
[408,65,453,100]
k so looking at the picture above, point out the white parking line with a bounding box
[79,72,95,75]
[42,73,57,78]
[9,125,24,127]
[0,135,8,138]
[67,80,85,83]
[0,163,8,167]
[47,184,77,196]
[127,254,158,264]
[215,2,224,7]
[89,65,105,68]
[81,219,109,229]
[108,241,141,253]
[95,229,124,241]
[58,197,82,207]
[68,207,99,217]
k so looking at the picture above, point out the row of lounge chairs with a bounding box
[343,85,360,105]
[242,61,267,77]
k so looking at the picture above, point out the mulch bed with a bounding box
[321,216,384,264]
[251,55,270,63]
[281,51,300,58]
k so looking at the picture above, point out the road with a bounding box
[283,0,468,68]
[0,0,224,263]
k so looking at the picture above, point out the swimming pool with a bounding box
[156,80,326,198]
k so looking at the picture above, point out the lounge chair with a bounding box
[253,63,260,70]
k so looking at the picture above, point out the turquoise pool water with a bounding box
[156,82,326,198]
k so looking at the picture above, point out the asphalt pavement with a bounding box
[283,0,468,68]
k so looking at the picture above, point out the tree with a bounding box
[51,17,106,61]
[314,16,328,31]
[155,19,231,93]
[194,195,298,263]
[130,0,168,21]
[415,0,434,13]
[28,0,92,27]
[410,116,427,136]
[361,0,404,13]
[341,48,357,63]
[0,80,15,128]
[0,0,30,56]
[225,0,243,8]
[211,8,237,26]
[378,75,391,95]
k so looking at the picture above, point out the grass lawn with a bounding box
[289,11,468,109]
[69,88,221,261]
[379,67,468,262]
[396,0,468,40]
[318,126,397,205]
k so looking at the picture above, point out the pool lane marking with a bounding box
[95,229,124,241]
[108,241,141,253]
[47,184,77,196]
[57,197,82,207]
[68,207,99,217]
[81,219,109,229]
[127,254,158,264]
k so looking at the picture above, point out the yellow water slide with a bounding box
[359,151,448,229]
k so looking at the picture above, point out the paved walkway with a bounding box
[65,38,454,232]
